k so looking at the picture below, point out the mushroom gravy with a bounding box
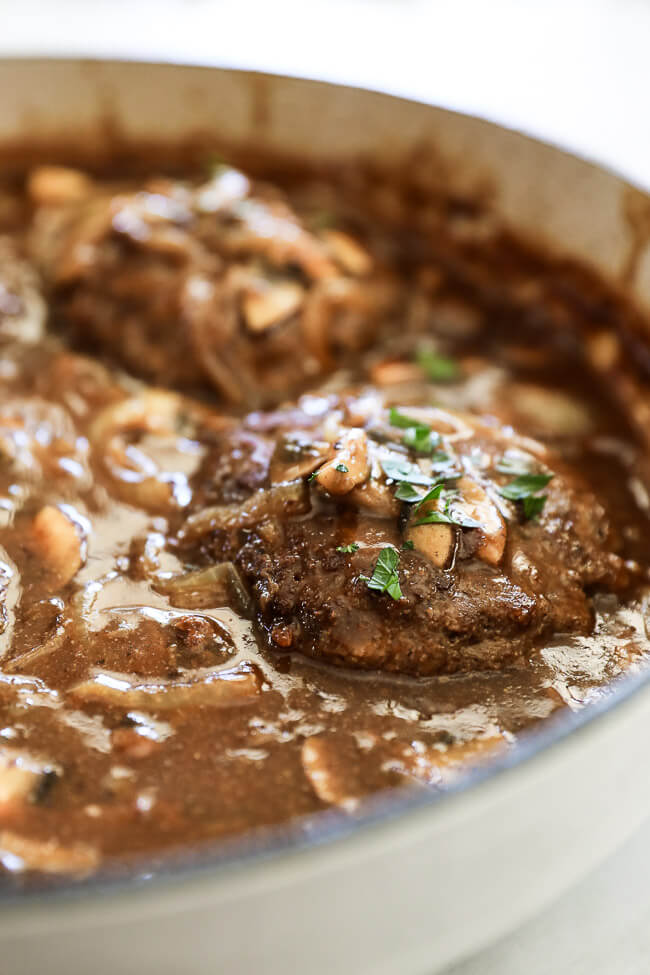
[0,152,649,881]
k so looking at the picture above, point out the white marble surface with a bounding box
[1,4,650,971]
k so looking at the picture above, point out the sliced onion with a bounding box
[154,563,253,616]
[0,831,98,875]
[69,662,260,710]
[183,479,308,539]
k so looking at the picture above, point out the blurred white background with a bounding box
[2,0,650,185]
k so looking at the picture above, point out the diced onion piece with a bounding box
[30,505,83,585]
[321,229,373,275]
[587,330,620,371]
[69,662,260,710]
[27,166,92,206]
[242,280,304,333]
[0,750,57,805]
[456,476,506,566]
[0,831,98,875]
[370,360,423,387]
[314,429,370,495]
[399,736,507,787]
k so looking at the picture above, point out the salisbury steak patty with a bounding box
[28,164,397,407]
[182,388,629,676]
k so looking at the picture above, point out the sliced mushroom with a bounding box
[269,436,331,484]
[313,428,370,495]
[455,476,506,566]
[321,229,373,275]
[346,478,401,518]
[27,166,93,206]
[242,279,305,333]
[30,505,84,585]
[406,517,455,569]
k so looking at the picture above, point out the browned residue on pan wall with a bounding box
[622,185,650,288]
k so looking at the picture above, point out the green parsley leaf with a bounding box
[413,482,445,510]
[498,472,554,520]
[430,450,455,472]
[415,508,480,528]
[522,495,547,520]
[365,546,403,601]
[415,509,457,526]
[402,426,442,454]
[336,542,360,553]
[389,407,421,430]
[335,463,349,473]
[204,151,229,175]
[495,451,536,477]
[310,209,337,230]
[308,471,319,482]
[402,540,415,550]
[498,473,553,501]
[416,347,459,383]
[388,408,441,456]
[380,457,434,486]
[395,482,424,502]
[414,484,480,528]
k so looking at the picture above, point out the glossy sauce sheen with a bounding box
[0,154,649,883]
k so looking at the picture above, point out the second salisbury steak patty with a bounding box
[182,388,629,676]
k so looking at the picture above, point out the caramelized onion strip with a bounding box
[182,479,308,539]
[69,662,260,710]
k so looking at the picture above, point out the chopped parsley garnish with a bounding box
[402,426,441,454]
[395,479,459,505]
[336,542,360,553]
[395,482,424,502]
[415,507,480,528]
[388,407,423,430]
[430,450,454,472]
[415,347,459,383]
[363,546,403,601]
[414,484,480,528]
[308,471,319,482]
[495,451,536,477]
[414,482,445,509]
[335,463,349,473]
[380,456,434,486]
[388,407,441,455]
[204,151,229,174]
[402,540,415,550]
[311,209,337,229]
[521,495,547,520]
[498,473,554,520]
